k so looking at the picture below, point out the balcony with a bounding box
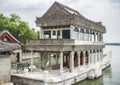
[74,40,105,45]
[26,39,104,46]
[25,39,105,51]
[26,39,75,46]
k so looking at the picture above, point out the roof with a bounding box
[0,30,23,47]
[36,1,106,33]
[0,41,20,52]
[0,30,20,43]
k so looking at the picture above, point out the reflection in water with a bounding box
[74,46,120,85]
[74,67,111,85]
[74,77,103,85]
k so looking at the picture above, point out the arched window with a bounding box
[80,29,84,33]
[74,27,79,32]
[90,30,93,34]
[86,30,89,34]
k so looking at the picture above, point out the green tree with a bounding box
[0,13,38,44]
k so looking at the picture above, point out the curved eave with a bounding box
[36,18,106,33]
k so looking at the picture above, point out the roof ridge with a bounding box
[54,1,104,26]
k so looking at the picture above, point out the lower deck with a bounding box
[11,52,111,85]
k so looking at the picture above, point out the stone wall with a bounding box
[0,55,11,84]
[11,76,44,85]
[11,72,87,85]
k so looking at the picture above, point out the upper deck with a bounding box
[26,39,105,51]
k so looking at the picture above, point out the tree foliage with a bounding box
[0,14,38,44]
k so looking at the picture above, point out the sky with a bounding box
[0,0,120,42]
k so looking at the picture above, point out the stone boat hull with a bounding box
[11,51,112,85]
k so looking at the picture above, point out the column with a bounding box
[39,52,41,68]
[40,52,44,68]
[94,32,96,42]
[92,34,94,42]
[90,50,93,64]
[88,34,91,41]
[42,29,44,39]
[101,34,103,42]
[51,30,53,39]
[31,50,33,66]
[60,30,62,39]
[83,30,85,41]
[93,50,96,63]
[98,33,100,42]
[56,30,58,39]
[60,51,63,73]
[83,51,86,66]
[78,51,80,68]
[48,53,51,70]
[90,32,92,41]
[97,51,100,62]
[88,51,90,65]
[101,49,103,61]
[98,50,101,62]
[99,50,101,61]
[78,32,80,41]
[95,51,97,63]
[91,50,94,64]
[95,51,98,63]
[96,33,98,42]
[70,51,74,72]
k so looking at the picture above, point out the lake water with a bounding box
[74,46,120,85]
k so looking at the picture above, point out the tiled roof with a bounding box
[36,1,106,33]
[0,41,20,52]
[0,30,20,43]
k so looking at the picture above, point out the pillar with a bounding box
[90,33,92,41]
[98,50,101,62]
[88,51,90,65]
[90,50,93,64]
[48,53,51,70]
[96,33,98,42]
[78,51,80,68]
[83,51,86,66]
[99,50,101,61]
[39,52,41,68]
[94,32,96,42]
[100,49,103,61]
[101,34,103,42]
[91,50,94,64]
[31,50,33,66]
[60,51,63,73]
[83,30,85,41]
[97,51,99,62]
[70,51,74,72]
[95,51,98,62]
[51,30,53,39]
[60,30,62,39]
[93,50,96,63]
[41,28,44,39]
[94,51,97,63]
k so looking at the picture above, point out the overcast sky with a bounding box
[0,0,120,42]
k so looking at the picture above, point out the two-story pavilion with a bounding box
[26,1,106,74]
